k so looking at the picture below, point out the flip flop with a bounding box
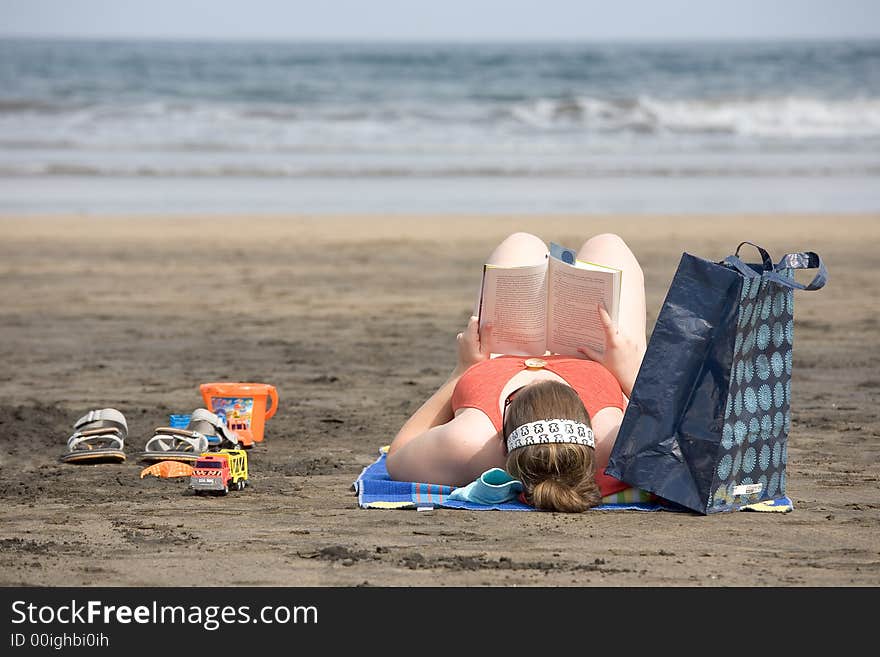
[141,408,238,462]
[61,408,127,464]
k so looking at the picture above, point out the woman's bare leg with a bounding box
[576,233,647,352]
[473,232,549,314]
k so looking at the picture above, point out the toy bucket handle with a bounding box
[264,385,279,420]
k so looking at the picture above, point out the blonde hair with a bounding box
[503,380,601,512]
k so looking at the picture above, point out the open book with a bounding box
[477,242,621,357]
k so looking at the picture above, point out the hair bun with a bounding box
[531,479,592,513]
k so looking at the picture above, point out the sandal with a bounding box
[61,408,127,464]
[188,408,240,449]
[141,408,238,462]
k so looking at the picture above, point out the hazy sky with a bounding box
[1,0,878,41]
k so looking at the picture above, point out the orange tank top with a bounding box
[451,355,629,496]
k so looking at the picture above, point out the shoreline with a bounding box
[2,174,879,215]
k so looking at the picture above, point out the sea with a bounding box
[1,38,878,214]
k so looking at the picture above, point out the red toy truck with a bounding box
[190,449,248,495]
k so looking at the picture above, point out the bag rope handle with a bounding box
[723,247,827,292]
[734,241,774,270]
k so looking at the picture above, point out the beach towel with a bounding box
[354,447,677,511]
[353,447,792,512]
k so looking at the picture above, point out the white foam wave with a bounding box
[2,95,880,149]
[507,95,880,138]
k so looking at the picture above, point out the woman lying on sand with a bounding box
[388,232,648,512]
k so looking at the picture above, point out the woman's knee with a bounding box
[486,232,548,267]
[499,231,546,251]
[580,232,629,252]
[578,233,643,279]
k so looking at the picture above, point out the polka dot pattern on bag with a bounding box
[711,272,795,511]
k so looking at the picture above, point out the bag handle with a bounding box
[735,241,774,270]
[723,244,827,292]
[722,255,759,279]
[773,251,827,291]
[722,241,774,278]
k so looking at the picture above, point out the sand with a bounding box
[0,213,877,587]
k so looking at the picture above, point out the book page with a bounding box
[478,262,548,356]
[545,254,617,356]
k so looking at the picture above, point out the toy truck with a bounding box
[190,449,248,495]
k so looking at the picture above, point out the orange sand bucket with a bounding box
[199,382,278,445]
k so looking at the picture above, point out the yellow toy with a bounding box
[190,449,248,495]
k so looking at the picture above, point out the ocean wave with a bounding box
[1,95,880,150]
[506,96,880,138]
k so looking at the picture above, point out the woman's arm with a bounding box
[590,407,625,475]
[387,369,462,457]
[578,304,646,399]
[387,409,503,487]
[387,316,499,486]
[388,315,491,457]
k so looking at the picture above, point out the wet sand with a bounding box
[0,213,877,586]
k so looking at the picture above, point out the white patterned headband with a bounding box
[506,419,595,452]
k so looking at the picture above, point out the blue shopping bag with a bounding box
[606,242,827,514]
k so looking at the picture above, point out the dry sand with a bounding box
[0,214,877,587]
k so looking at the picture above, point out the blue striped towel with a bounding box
[352,447,675,512]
